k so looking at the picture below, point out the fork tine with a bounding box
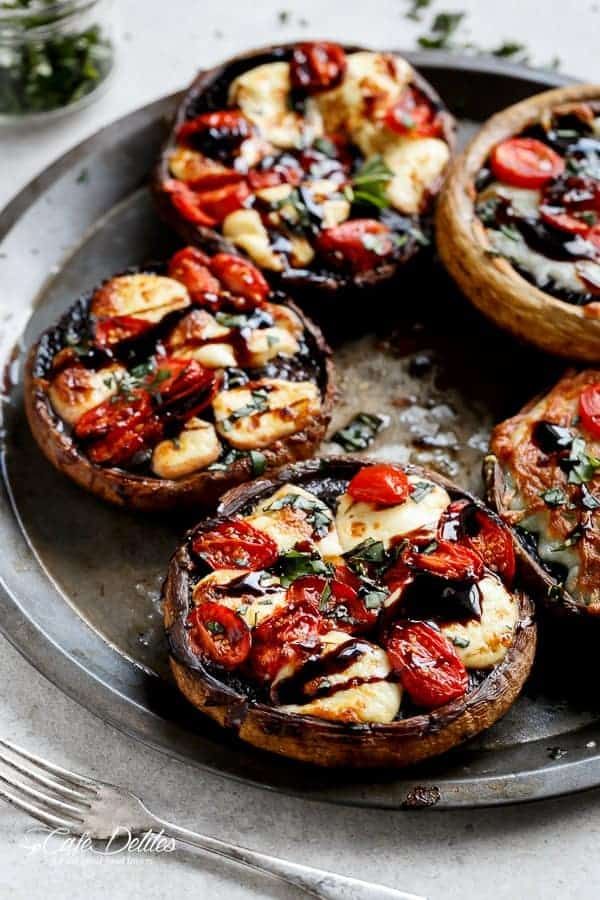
[0,782,79,831]
[0,770,87,818]
[0,746,97,802]
[0,739,97,792]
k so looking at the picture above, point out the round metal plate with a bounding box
[2,52,600,809]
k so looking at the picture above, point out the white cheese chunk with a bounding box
[246,484,343,559]
[222,209,284,271]
[383,137,450,214]
[151,418,221,479]
[336,474,450,551]
[90,274,190,323]
[487,229,597,295]
[48,364,125,426]
[228,61,323,148]
[168,147,231,184]
[244,326,299,367]
[213,378,321,450]
[166,309,238,369]
[279,631,402,723]
[441,575,518,669]
[192,569,288,629]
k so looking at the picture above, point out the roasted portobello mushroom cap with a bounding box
[25,247,333,512]
[153,42,455,307]
[164,456,535,768]
[437,84,600,361]
[486,369,600,618]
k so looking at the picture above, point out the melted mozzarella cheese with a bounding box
[317,51,411,137]
[228,61,323,148]
[168,147,232,184]
[212,378,321,450]
[151,418,221,479]
[336,474,450,551]
[441,575,518,669]
[488,228,599,295]
[477,181,542,218]
[382,137,450,214]
[48,364,125,426]
[279,631,402,723]
[222,209,284,271]
[246,484,343,559]
[244,326,299,366]
[192,569,288,629]
[90,274,190,322]
[518,508,580,595]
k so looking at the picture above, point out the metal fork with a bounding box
[0,739,425,900]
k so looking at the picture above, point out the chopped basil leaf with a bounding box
[363,589,388,610]
[499,224,521,242]
[581,483,600,510]
[350,155,393,209]
[276,550,333,587]
[540,487,567,508]
[215,311,249,329]
[313,136,337,157]
[222,388,269,429]
[450,635,470,649]
[410,481,434,503]
[249,450,266,477]
[421,539,439,555]
[264,492,332,538]
[567,437,600,484]
[331,412,389,451]
[319,581,332,611]
[206,620,225,635]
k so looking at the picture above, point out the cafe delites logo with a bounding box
[21,825,177,862]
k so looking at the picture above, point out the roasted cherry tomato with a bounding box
[75,392,163,466]
[587,224,600,252]
[384,620,468,709]
[153,357,218,421]
[290,42,347,95]
[192,519,279,571]
[177,110,254,162]
[545,174,600,215]
[382,557,414,596]
[403,540,484,581]
[187,601,251,670]
[287,572,377,634]
[490,138,565,189]
[209,253,270,305]
[462,508,515,585]
[178,157,245,192]
[250,596,323,683]
[347,464,411,506]
[384,86,441,138]
[167,246,221,304]
[247,158,304,191]
[316,219,393,273]
[94,315,154,348]
[163,179,217,226]
[192,181,251,224]
[540,206,591,235]
[580,382,600,439]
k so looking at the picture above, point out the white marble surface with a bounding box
[1,1,600,897]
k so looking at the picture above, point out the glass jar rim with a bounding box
[0,0,99,26]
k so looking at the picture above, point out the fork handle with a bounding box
[153,816,424,900]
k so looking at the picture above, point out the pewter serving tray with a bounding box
[2,53,599,809]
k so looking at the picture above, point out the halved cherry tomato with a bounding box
[187,601,251,670]
[490,138,565,189]
[580,382,600,439]
[247,161,304,191]
[163,179,217,226]
[384,86,441,138]
[586,224,600,252]
[316,220,393,273]
[383,557,414,596]
[192,519,279,571]
[462,508,515,586]
[249,597,323,683]
[287,573,377,634]
[290,42,347,95]
[153,357,218,421]
[384,620,468,709]
[178,156,245,191]
[167,246,221,304]
[403,540,484,581]
[192,181,251,224]
[540,206,590,235]
[75,392,163,466]
[209,253,270,305]
[177,110,254,162]
[94,315,154,348]
[347,464,411,506]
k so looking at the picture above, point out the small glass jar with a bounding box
[0,0,116,123]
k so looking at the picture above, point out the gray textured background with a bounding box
[1,1,600,896]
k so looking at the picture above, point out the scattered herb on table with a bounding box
[332,412,390,451]
[404,0,433,21]
[418,11,465,49]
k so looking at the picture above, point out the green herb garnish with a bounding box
[349,155,393,209]
[540,487,567,508]
[567,437,600,484]
[332,412,389,451]
[276,550,333,587]
[499,224,521,242]
[410,481,434,503]
[263,492,332,538]
[405,0,432,20]
[418,11,465,49]
[249,450,266,477]
[450,635,470,649]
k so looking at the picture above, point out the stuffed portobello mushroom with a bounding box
[486,369,600,617]
[437,84,600,361]
[163,457,535,768]
[153,43,455,302]
[25,247,333,512]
